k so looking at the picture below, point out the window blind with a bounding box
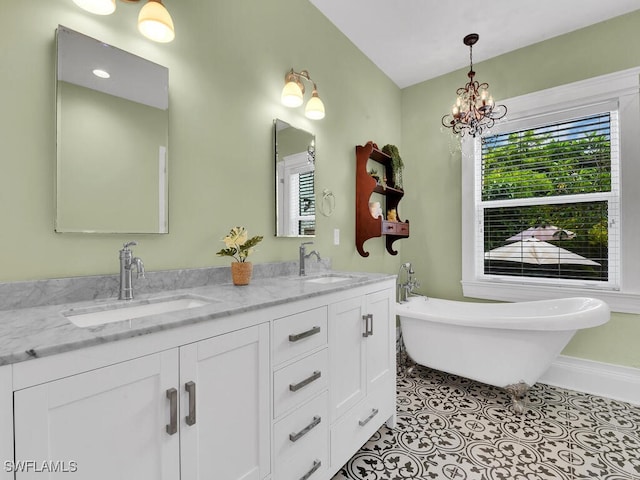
[298,171,315,235]
[479,112,619,286]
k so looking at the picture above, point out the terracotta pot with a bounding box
[231,262,253,286]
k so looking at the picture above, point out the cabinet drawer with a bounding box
[382,221,409,236]
[330,380,395,472]
[273,307,328,366]
[274,349,328,418]
[382,220,396,234]
[274,392,328,475]
[277,445,327,480]
[396,222,409,235]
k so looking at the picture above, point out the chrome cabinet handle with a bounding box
[185,381,196,426]
[289,415,321,442]
[362,314,373,337]
[289,370,321,392]
[289,325,321,342]
[166,388,177,435]
[299,460,321,480]
[358,408,379,427]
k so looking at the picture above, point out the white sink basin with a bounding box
[63,295,214,328]
[305,275,355,284]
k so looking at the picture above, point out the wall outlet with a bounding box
[333,228,340,245]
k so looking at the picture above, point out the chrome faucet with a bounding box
[299,241,321,276]
[119,241,145,300]
[397,262,420,303]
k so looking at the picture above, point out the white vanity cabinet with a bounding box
[14,350,181,480]
[4,276,396,480]
[180,323,270,480]
[271,307,330,480]
[269,283,396,480]
[0,365,13,480]
[328,288,396,473]
[12,322,270,480]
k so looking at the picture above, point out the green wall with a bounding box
[1,1,638,370]
[0,0,401,281]
[401,12,640,369]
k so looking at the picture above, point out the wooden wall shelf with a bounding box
[356,141,409,257]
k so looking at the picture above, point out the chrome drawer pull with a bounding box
[185,381,196,426]
[166,388,177,435]
[289,325,321,342]
[362,314,373,337]
[289,415,321,442]
[299,460,321,480]
[289,370,321,392]
[358,408,379,427]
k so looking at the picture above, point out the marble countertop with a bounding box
[0,271,394,366]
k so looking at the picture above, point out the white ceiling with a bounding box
[308,0,640,88]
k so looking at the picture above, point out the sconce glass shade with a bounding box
[138,0,175,43]
[305,91,325,120]
[73,0,116,15]
[281,80,304,108]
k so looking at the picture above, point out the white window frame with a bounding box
[280,152,315,236]
[461,67,640,314]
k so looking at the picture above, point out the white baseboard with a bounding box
[539,355,640,406]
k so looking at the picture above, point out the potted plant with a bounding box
[382,144,404,190]
[216,226,263,285]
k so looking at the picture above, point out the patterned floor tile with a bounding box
[332,364,640,480]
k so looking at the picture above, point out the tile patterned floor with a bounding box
[332,364,640,480]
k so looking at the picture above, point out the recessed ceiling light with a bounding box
[92,69,111,79]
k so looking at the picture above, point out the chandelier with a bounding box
[441,33,506,137]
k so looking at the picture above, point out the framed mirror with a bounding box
[55,25,169,233]
[274,119,315,237]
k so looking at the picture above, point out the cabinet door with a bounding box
[180,323,270,480]
[13,351,180,480]
[329,296,367,421]
[365,289,395,392]
[0,366,12,480]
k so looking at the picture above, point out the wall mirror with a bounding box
[55,25,169,233]
[274,119,315,237]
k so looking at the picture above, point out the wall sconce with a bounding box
[72,0,175,43]
[281,69,325,120]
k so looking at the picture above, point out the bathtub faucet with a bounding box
[397,262,420,303]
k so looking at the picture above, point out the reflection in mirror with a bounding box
[274,119,316,237]
[55,25,169,233]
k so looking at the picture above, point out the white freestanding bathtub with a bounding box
[396,295,610,411]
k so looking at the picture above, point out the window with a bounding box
[461,68,640,313]
[481,112,618,287]
[279,152,315,236]
[295,170,315,235]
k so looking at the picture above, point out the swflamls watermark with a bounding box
[4,460,78,473]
